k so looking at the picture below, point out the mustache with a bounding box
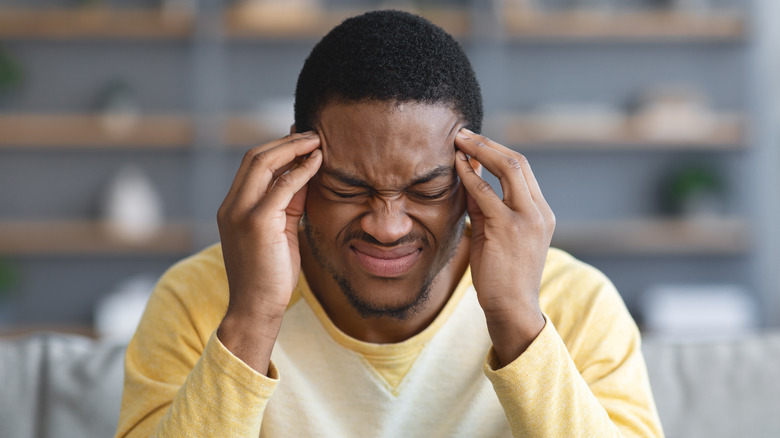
[341,227,430,248]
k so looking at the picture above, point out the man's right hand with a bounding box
[216,131,322,375]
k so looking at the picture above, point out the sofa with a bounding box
[1,331,779,438]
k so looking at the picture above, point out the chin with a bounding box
[337,268,436,321]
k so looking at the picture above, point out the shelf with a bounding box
[224,6,470,39]
[552,217,750,256]
[0,221,192,256]
[0,114,192,148]
[499,114,744,151]
[0,8,192,39]
[503,10,745,42]
[0,7,743,42]
[223,115,280,148]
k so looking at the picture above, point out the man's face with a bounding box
[303,100,468,320]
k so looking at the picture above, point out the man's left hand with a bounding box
[454,129,555,368]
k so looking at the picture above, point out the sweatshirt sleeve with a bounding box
[115,246,280,437]
[483,251,664,438]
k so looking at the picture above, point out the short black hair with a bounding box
[294,10,483,133]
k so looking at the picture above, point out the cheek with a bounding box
[411,193,467,236]
[305,184,363,236]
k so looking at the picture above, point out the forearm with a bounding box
[118,332,278,438]
[484,318,663,438]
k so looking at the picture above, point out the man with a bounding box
[116,10,663,437]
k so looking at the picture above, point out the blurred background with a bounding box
[0,0,777,341]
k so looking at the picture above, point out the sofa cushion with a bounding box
[643,331,780,438]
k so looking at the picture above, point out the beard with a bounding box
[302,213,466,321]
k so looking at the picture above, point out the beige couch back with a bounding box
[1,331,779,437]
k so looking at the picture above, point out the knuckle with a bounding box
[216,204,228,222]
[217,201,239,223]
[287,134,307,143]
[243,146,263,162]
[474,136,489,148]
[475,180,494,195]
[505,157,523,172]
[250,150,271,167]
[274,172,295,188]
[547,210,557,232]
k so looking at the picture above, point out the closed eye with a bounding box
[408,189,450,201]
[327,188,370,199]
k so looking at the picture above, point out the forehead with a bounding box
[316,101,462,186]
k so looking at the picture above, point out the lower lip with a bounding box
[351,248,421,278]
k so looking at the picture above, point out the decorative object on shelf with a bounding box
[0,45,24,99]
[640,283,757,340]
[94,80,141,140]
[101,164,165,243]
[526,102,625,140]
[94,273,156,340]
[631,85,716,142]
[660,162,725,218]
[231,0,322,34]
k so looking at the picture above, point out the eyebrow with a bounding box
[321,165,454,190]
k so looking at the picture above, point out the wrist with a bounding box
[485,308,545,368]
[217,309,285,375]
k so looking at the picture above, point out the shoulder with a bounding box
[157,243,228,307]
[540,247,614,304]
[539,248,638,357]
[141,243,229,344]
[161,243,227,286]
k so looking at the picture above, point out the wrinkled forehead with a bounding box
[315,101,463,186]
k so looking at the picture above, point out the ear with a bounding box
[290,124,296,135]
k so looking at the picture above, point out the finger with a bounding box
[514,156,549,209]
[454,149,506,218]
[464,187,485,232]
[455,130,534,210]
[458,129,547,205]
[234,134,321,210]
[226,131,318,201]
[257,148,323,214]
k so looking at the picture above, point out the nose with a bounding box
[360,196,413,244]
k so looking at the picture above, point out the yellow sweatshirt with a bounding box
[116,244,663,437]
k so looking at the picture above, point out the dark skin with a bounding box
[299,101,470,343]
[217,100,554,375]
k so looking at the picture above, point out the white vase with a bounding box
[102,165,164,243]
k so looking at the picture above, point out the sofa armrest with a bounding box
[0,333,126,438]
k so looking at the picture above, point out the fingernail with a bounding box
[456,150,468,161]
[309,149,321,157]
[457,130,470,139]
